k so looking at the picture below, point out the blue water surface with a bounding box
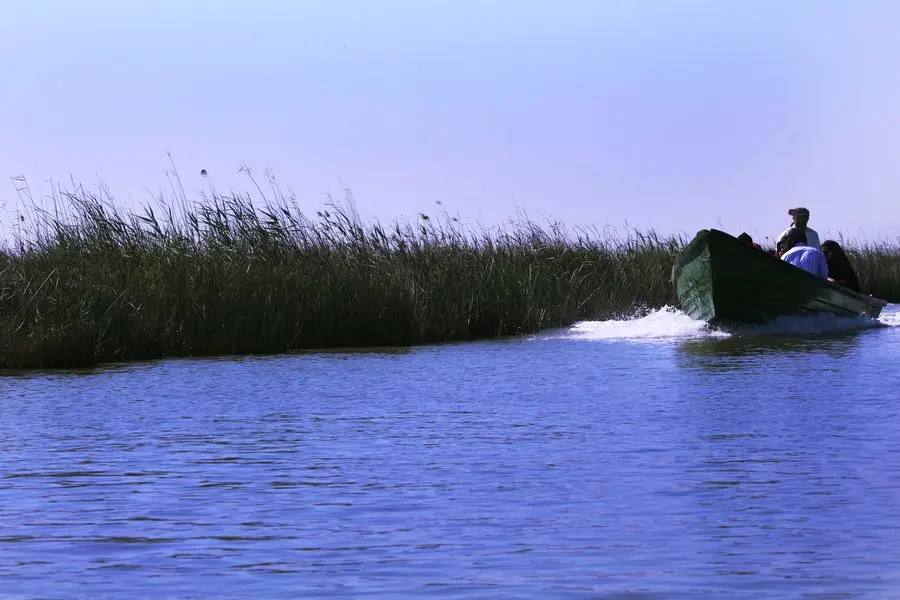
[1,306,899,599]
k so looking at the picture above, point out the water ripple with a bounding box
[1,326,899,598]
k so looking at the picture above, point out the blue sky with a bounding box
[2,1,899,244]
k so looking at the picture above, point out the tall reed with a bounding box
[842,241,900,302]
[0,183,683,369]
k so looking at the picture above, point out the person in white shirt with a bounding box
[779,228,829,279]
[776,207,820,252]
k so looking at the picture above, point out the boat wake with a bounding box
[563,306,725,341]
[558,304,900,342]
[879,304,900,328]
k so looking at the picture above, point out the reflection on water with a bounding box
[676,331,863,367]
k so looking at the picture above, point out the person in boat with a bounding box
[820,239,861,292]
[736,232,762,249]
[779,227,829,278]
[775,207,820,252]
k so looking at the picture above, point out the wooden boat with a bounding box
[671,228,887,326]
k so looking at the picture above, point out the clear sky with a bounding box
[2,1,899,244]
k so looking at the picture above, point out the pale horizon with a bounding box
[3,1,900,245]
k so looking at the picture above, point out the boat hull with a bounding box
[672,229,886,326]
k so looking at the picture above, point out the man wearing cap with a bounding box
[779,227,829,278]
[775,207,820,252]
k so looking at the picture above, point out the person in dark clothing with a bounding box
[737,232,762,249]
[820,240,861,292]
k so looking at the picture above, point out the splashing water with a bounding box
[562,304,900,342]
[565,306,728,341]
[878,304,900,328]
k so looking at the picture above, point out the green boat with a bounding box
[672,228,887,326]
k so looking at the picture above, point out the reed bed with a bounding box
[843,242,900,302]
[1,184,683,369]
[1,182,898,370]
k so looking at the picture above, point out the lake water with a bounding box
[2,305,900,599]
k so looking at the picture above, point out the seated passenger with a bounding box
[780,228,829,278]
[820,240,861,292]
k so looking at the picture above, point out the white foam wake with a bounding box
[565,306,728,341]
[560,304,900,342]
[878,303,900,328]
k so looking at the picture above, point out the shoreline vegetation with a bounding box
[2,180,899,370]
